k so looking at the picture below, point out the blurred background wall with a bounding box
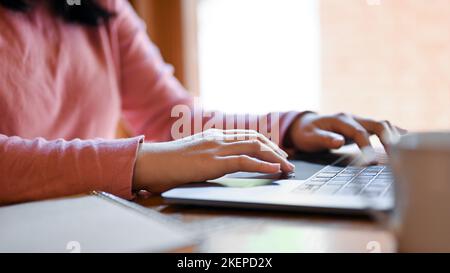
[129,0,450,133]
[321,0,450,131]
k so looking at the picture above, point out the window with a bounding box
[197,0,320,114]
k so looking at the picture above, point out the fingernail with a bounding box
[332,136,344,145]
[265,143,288,158]
[277,148,289,158]
[288,162,296,171]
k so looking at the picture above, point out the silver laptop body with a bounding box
[163,150,394,216]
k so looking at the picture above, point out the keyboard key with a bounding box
[333,176,354,182]
[305,181,328,186]
[358,173,377,177]
[342,170,361,174]
[371,180,391,187]
[345,184,366,190]
[336,173,355,177]
[336,187,361,196]
[294,184,320,194]
[361,191,382,198]
[316,185,342,195]
[316,173,337,179]
[310,177,331,182]
[349,180,370,186]
[328,180,349,185]
[353,175,373,180]
[373,177,392,181]
[361,172,379,176]
[361,188,384,197]
[325,167,345,172]
[361,192,380,198]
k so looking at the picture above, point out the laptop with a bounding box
[162,138,394,215]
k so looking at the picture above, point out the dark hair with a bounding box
[0,0,114,26]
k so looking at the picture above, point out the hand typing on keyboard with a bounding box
[286,112,407,159]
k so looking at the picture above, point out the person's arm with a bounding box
[0,134,142,205]
[109,0,301,147]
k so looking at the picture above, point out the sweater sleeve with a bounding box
[0,134,143,205]
[110,0,303,146]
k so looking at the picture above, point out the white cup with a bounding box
[390,132,450,253]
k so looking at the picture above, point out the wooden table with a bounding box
[136,196,395,253]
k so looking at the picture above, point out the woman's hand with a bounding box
[288,112,406,154]
[133,129,295,193]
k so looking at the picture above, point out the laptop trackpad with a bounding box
[182,155,337,189]
[222,160,326,181]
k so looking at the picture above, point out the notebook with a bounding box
[0,192,198,253]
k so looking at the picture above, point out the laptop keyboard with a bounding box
[293,165,394,198]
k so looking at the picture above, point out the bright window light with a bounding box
[197,0,320,114]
